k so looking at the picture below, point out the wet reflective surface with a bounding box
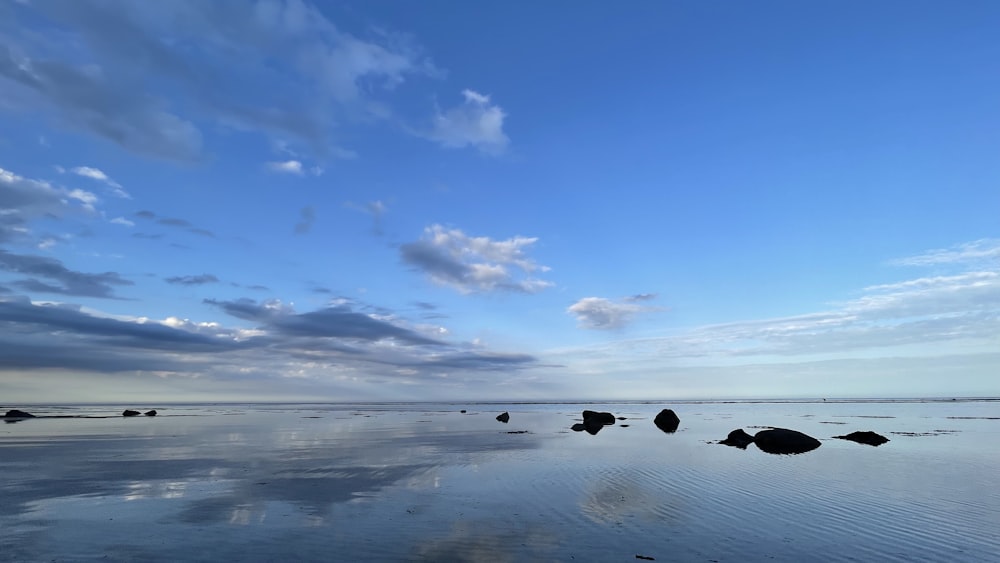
[2,401,998,561]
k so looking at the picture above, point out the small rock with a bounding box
[122,409,141,417]
[653,409,680,433]
[719,428,755,449]
[4,409,35,418]
[833,431,889,446]
[144,410,157,417]
[496,411,510,423]
[570,423,587,432]
[753,428,821,455]
[460,410,467,414]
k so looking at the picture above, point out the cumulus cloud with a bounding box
[430,90,509,154]
[400,224,551,294]
[70,166,130,198]
[0,249,133,298]
[0,0,438,161]
[568,296,661,330]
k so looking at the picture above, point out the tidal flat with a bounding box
[1,400,998,562]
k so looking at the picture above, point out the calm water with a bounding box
[1,401,998,562]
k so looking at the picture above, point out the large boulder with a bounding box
[496,411,510,423]
[122,409,141,417]
[653,409,680,433]
[719,428,755,449]
[753,428,821,455]
[834,431,889,446]
[4,409,35,418]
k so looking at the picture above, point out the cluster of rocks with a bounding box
[492,407,889,455]
[3,408,160,420]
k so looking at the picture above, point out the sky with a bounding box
[1,0,998,403]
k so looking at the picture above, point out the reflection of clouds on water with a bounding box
[414,519,559,563]
[176,464,431,523]
[580,467,689,526]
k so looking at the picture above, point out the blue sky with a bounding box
[1,0,998,402]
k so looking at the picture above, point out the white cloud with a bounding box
[430,89,509,154]
[400,224,552,294]
[267,160,304,175]
[70,166,130,199]
[110,217,135,227]
[568,296,660,330]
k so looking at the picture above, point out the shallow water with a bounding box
[1,401,998,562]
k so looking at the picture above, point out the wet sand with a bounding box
[2,400,998,561]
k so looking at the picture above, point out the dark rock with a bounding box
[617,416,627,421]
[460,410,467,414]
[583,416,607,435]
[753,428,821,455]
[834,431,889,446]
[578,410,616,435]
[653,409,680,433]
[144,410,157,417]
[719,428,755,449]
[570,423,587,432]
[122,409,141,417]
[496,411,510,423]
[582,410,616,425]
[4,409,35,418]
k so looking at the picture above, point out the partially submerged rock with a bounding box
[582,410,616,425]
[719,428,755,449]
[653,409,680,433]
[122,409,141,417]
[145,410,157,417]
[496,411,510,423]
[581,410,616,435]
[753,428,821,455]
[3,409,35,418]
[834,431,889,446]
[570,423,587,432]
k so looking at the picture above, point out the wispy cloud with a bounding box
[891,239,1000,267]
[400,224,551,294]
[134,209,215,238]
[554,240,1000,383]
[429,90,509,154]
[165,274,219,286]
[69,166,130,198]
[0,0,438,161]
[294,205,316,234]
[0,249,132,298]
[267,160,304,175]
[0,165,97,243]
